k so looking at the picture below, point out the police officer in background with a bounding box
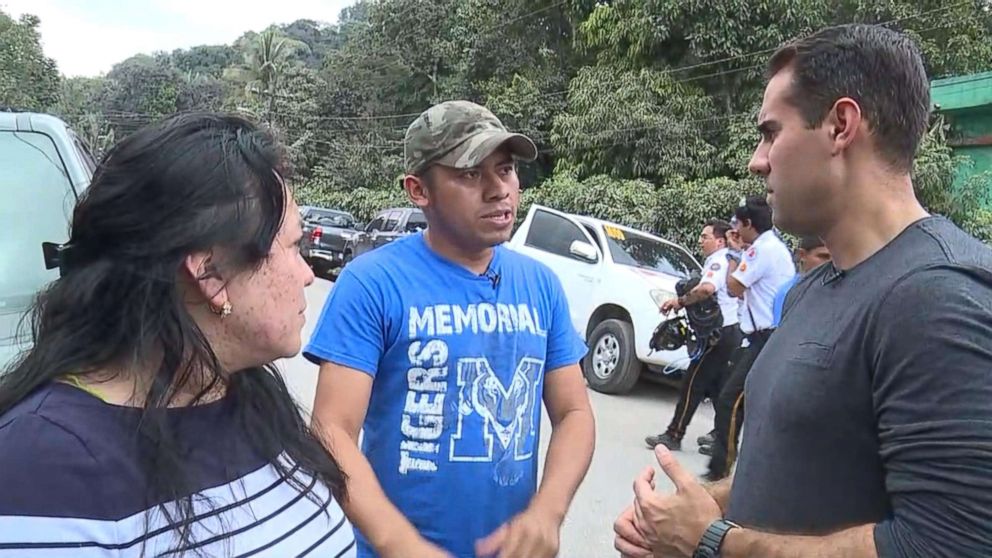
[704,195,794,481]
[645,219,741,452]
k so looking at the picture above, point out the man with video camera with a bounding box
[645,219,741,453]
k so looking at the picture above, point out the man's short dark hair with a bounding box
[767,24,930,172]
[704,219,732,241]
[734,196,773,233]
[799,235,825,251]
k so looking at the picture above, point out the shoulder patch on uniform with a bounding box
[747,247,757,259]
[710,262,721,271]
[706,271,715,278]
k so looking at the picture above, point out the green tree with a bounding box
[54,76,103,117]
[321,0,463,115]
[170,45,238,78]
[577,0,825,115]
[95,55,183,136]
[176,72,226,112]
[0,11,60,111]
[578,1,992,110]
[914,119,992,227]
[484,74,567,186]
[294,181,409,222]
[282,19,344,68]
[551,65,720,182]
[225,29,310,125]
[53,77,115,156]
[99,55,183,115]
[270,66,332,176]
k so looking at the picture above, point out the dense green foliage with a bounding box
[3,0,991,244]
[0,13,59,111]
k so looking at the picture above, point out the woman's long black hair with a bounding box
[0,112,346,552]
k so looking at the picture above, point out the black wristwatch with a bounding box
[693,519,740,558]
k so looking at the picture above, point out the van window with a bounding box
[524,210,592,263]
[0,131,77,348]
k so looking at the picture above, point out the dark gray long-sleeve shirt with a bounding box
[727,217,992,557]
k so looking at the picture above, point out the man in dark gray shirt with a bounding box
[614,24,992,558]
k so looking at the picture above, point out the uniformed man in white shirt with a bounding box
[646,219,742,452]
[705,195,795,481]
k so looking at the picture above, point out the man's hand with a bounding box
[633,446,723,558]
[661,298,683,315]
[614,504,653,558]
[727,230,745,251]
[475,505,561,558]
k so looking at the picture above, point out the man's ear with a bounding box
[826,97,862,156]
[404,174,430,210]
[183,250,229,311]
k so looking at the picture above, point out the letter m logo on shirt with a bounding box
[449,356,543,464]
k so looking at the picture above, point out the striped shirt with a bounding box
[0,382,356,557]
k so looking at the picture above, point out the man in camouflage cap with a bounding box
[402,100,538,181]
[307,100,595,558]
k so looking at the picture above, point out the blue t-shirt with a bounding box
[305,233,587,558]
[771,274,801,327]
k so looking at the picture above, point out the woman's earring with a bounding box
[212,301,233,318]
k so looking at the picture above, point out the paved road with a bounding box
[278,278,718,558]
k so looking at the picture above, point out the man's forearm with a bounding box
[530,407,595,520]
[722,523,877,558]
[701,477,732,514]
[681,284,717,307]
[321,422,421,554]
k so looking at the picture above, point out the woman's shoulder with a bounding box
[0,384,112,516]
[0,383,107,457]
[0,383,97,452]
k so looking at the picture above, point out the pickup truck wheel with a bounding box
[583,319,641,394]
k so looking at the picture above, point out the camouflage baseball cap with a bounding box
[403,100,538,176]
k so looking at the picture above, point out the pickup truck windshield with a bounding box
[603,226,697,279]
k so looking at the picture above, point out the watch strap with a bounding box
[694,519,740,557]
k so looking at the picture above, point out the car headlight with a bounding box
[650,289,677,307]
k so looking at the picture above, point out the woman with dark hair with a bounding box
[0,113,355,557]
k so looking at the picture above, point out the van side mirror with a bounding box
[569,240,599,263]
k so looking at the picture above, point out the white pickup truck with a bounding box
[506,204,701,394]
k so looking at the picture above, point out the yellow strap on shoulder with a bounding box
[60,374,109,403]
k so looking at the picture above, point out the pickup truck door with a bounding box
[513,206,602,337]
[355,214,387,257]
[375,210,403,248]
